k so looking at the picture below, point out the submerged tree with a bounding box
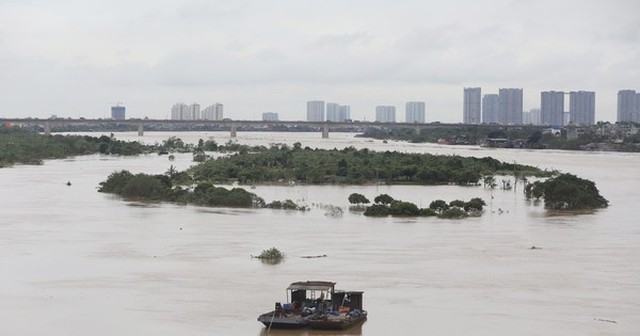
[348,193,370,205]
[374,194,394,205]
[525,173,608,210]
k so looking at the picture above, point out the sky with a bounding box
[0,0,638,122]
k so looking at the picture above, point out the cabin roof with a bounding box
[287,281,336,291]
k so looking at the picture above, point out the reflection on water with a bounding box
[1,132,639,336]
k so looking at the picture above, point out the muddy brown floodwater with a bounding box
[1,132,639,335]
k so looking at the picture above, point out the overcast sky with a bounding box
[1,0,638,122]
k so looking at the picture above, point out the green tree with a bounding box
[464,197,486,211]
[121,175,168,199]
[348,193,370,204]
[389,201,420,216]
[429,199,449,213]
[527,173,609,210]
[374,194,394,205]
[363,204,391,217]
[439,207,468,219]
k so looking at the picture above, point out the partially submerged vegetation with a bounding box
[4,126,604,214]
[525,173,609,210]
[252,247,286,263]
[98,169,311,210]
[0,126,149,167]
[356,193,486,219]
[189,143,551,185]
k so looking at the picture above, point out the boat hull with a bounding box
[257,312,308,329]
[308,313,367,330]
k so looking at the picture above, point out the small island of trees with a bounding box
[349,193,486,219]
[525,173,609,210]
[188,143,552,185]
[98,141,609,213]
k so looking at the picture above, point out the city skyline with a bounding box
[0,1,638,122]
[40,88,640,125]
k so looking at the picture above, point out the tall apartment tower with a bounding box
[202,103,224,120]
[617,90,639,123]
[188,103,201,120]
[262,112,279,121]
[307,100,325,121]
[325,103,350,122]
[463,87,482,124]
[523,108,541,125]
[111,105,125,120]
[171,103,189,120]
[569,91,595,125]
[375,106,396,123]
[541,91,565,126]
[326,103,341,122]
[405,101,426,123]
[339,105,351,121]
[482,94,499,123]
[498,88,523,124]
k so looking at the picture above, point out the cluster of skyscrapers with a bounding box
[464,88,596,126]
[307,101,351,122]
[618,90,640,123]
[170,103,224,120]
[306,100,426,123]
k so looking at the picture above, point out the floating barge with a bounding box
[257,281,367,330]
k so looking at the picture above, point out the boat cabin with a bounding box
[332,290,364,311]
[285,281,335,312]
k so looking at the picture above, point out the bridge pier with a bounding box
[322,123,329,138]
[137,122,144,136]
[230,123,237,138]
[44,121,51,135]
[414,125,421,135]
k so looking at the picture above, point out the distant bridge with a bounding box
[0,118,539,138]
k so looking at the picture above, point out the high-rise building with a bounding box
[498,88,523,124]
[523,108,541,125]
[111,105,125,120]
[375,106,396,123]
[482,94,499,123]
[202,103,224,120]
[262,112,279,121]
[339,105,351,122]
[531,108,541,125]
[541,91,565,126]
[326,103,341,122]
[171,103,189,120]
[188,103,201,120]
[617,90,639,123]
[463,87,481,124]
[569,91,595,125]
[405,101,426,123]
[307,100,325,121]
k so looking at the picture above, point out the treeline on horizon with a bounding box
[0,125,149,167]
[358,123,640,151]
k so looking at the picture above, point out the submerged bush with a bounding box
[362,195,485,219]
[439,207,468,219]
[254,247,286,261]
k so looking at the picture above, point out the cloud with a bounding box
[0,0,638,122]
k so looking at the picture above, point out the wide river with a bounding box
[1,131,639,335]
